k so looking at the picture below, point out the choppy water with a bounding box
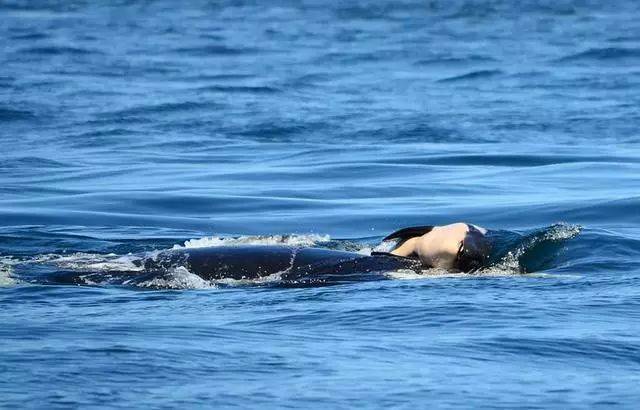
[2,1,640,408]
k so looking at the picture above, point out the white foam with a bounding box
[372,240,396,253]
[133,266,215,289]
[385,267,450,280]
[210,270,285,287]
[491,251,521,273]
[30,252,144,272]
[355,246,373,255]
[543,223,581,241]
[174,233,331,249]
[0,256,18,286]
[386,266,519,280]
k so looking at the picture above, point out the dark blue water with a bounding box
[2,1,640,407]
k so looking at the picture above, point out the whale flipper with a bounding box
[382,225,434,243]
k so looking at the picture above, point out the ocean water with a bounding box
[2,0,640,407]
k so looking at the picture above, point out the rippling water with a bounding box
[2,1,640,408]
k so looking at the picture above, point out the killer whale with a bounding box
[145,245,422,283]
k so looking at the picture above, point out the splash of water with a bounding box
[0,256,18,286]
[131,266,214,290]
[490,223,581,274]
[174,233,331,249]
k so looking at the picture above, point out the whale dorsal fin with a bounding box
[382,225,434,243]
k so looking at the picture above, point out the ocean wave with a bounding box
[475,336,640,365]
[562,197,640,225]
[287,73,333,88]
[393,154,640,167]
[555,47,640,63]
[0,107,35,121]
[414,55,497,66]
[492,223,582,274]
[17,46,104,56]
[437,69,503,83]
[195,85,281,94]
[231,121,319,142]
[102,101,219,118]
[172,45,260,56]
[0,76,15,88]
[182,74,255,82]
[0,156,70,170]
[9,32,49,41]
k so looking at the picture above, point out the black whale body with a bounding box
[145,245,421,283]
[22,246,422,287]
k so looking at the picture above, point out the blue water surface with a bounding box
[2,1,640,408]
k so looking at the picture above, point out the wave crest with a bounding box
[555,47,640,63]
[174,233,331,249]
[491,223,581,273]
